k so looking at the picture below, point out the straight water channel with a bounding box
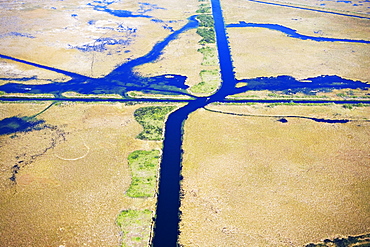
[151,0,234,245]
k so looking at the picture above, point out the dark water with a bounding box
[151,0,234,245]
[0,116,45,135]
[234,75,370,95]
[227,22,370,44]
[151,98,208,247]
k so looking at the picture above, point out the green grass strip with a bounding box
[197,46,218,66]
[134,106,176,141]
[126,150,160,198]
[116,209,153,247]
[191,69,220,94]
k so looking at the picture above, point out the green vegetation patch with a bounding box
[126,149,161,198]
[196,28,216,44]
[196,4,211,13]
[197,14,214,27]
[197,46,218,66]
[196,14,215,44]
[134,106,176,141]
[190,69,220,94]
[116,209,153,247]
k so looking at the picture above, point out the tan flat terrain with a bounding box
[222,0,370,82]
[0,102,165,246]
[0,0,199,78]
[180,104,370,246]
[134,29,205,88]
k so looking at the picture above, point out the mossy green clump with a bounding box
[196,28,216,43]
[190,69,220,94]
[196,14,215,44]
[126,150,160,198]
[134,106,176,141]
[343,104,353,109]
[197,15,214,27]
[196,4,211,13]
[116,209,153,247]
[197,46,218,66]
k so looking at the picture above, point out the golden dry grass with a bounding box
[0,58,70,85]
[134,29,205,88]
[227,28,370,82]
[179,104,370,246]
[0,0,199,78]
[222,0,370,39]
[0,102,166,246]
[222,0,370,82]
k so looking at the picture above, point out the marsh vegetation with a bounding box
[197,46,218,66]
[126,149,161,198]
[134,106,177,140]
[190,69,220,94]
[116,209,153,247]
[196,13,216,44]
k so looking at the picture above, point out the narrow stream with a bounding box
[151,0,234,245]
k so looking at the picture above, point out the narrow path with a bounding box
[245,0,370,20]
[204,107,370,123]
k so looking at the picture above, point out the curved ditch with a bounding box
[227,22,370,44]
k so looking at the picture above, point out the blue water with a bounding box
[88,0,151,18]
[227,22,370,43]
[245,0,370,19]
[88,1,165,18]
[151,0,237,245]
[71,37,133,52]
[0,116,45,135]
[235,75,370,95]
[94,7,152,18]
[151,97,208,247]
[0,32,35,39]
[208,0,237,101]
[1,0,370,245]
[0,15,199,98]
